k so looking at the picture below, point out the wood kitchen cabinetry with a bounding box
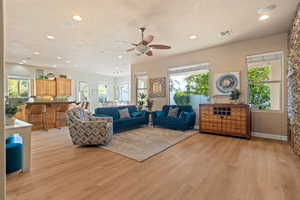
[199,104,251,139]
[56,78,72,96]
[32,79,56,96]
[31,78,72,97]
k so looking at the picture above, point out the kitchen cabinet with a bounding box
[32,79,56,96]
[56,78,72,96]
[31,78,72,97]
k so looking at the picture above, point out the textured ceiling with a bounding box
[5,0,299,76]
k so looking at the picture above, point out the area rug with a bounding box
[102,127,196,161]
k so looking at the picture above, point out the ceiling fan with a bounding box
[126,27,171,56]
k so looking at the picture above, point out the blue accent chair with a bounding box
[152,105,196,131]
[94,105,149,133]
[6,135,23,174]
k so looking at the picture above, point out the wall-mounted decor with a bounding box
[214,72,240,95]
[149,77,166,98]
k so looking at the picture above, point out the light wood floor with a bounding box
[7,128,300,200]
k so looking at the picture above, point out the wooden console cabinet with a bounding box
[199,104,251,139]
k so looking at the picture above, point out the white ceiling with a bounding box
[5,0,299,76]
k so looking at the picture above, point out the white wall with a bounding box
[5,63,115,113]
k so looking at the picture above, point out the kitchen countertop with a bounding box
[25,100,76,104]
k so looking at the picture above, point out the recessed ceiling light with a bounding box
[73,15,83,21]
[259,15,270,21]
[189,35,197,40]
[57,56,62,60]
[47,35,55,40]
[52,65,57,68]
[118,55,123,59]
[33,52,40,55]
[66,60,71,64]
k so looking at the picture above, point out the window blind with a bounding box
[168,63,209,75]
[246,52,282,64]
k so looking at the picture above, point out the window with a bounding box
[169,64,210,110]
[98,84,108,103]
[8,78,30,98]
[136,73,148,102]
[78,81,89,101]
[247,52,283,111]
[119,83,129,102]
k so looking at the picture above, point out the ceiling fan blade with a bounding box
[143,35,154,44]
[146,51,153,56]
[126,48,135,52]
[149,44,171,49]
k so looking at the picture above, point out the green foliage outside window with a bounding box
[173,91,190,105]
[248,66,271,110]
[185,73,209,96]
[8,79,29,98]
[172,72,209,105]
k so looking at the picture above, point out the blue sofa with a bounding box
[94,105,149,133]
[6,135,23,174]
[152,105,196,131]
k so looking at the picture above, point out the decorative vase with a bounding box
[5,115,16,126]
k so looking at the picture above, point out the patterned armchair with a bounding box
[67,107,113,146]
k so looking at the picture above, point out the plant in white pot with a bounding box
[5,104,19,125]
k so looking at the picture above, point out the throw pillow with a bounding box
[131,111,143,118]
[119,108,131,119]
[168,107,179,117]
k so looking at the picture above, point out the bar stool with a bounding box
[27,104,47,130]
[80,102,89,109]
[55,104,70,128]
[81,102,90,114]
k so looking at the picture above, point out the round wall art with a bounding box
[214,72,240,94]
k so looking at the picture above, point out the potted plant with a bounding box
[146,98,154,112]
[59,74,67,78]
[38,75,48,80]
[137,93,147,110]
[5,104,19,125]
[229,89,241,104]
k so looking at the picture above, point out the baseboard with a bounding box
[251,132,288,141]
